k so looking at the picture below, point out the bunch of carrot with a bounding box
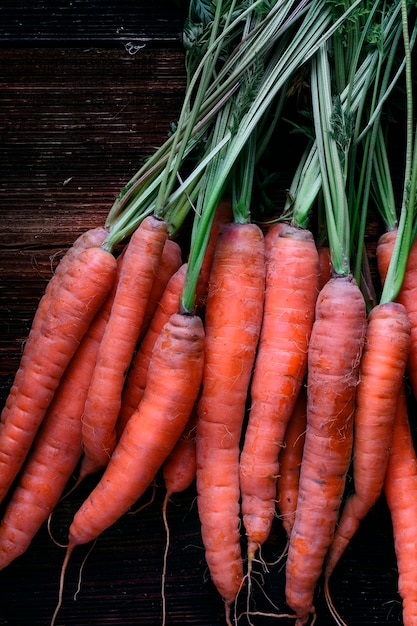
[3,0,417,625]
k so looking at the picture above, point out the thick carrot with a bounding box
[285,274,366,626]
[0,245,118,504]
[276,384,307,539]
[81,215,168,474]
[138,238,182,340]
[0,226,108,429]
[377,229,417,399]
[65,311,204,546]
[196,222,265,624]
[384,385,417,626]
[324,301,410,582]
[239,225,319,566]
[116,262,187,437]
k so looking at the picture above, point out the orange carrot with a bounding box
[318,245,331,290]
[239,225,319,566]
[196,198,233,309]
[116,262,187,437]
[276,385,307,539]
[384,385,417,626]
[0,245,118,504]
[163,404,198,500]
[52,312,204,626]
[377,229,417,399]
[0,267,120,569]
[63,311,204,547]
[195,222,265,625]
[0,226,108,430]
[80,215,168,475]
[139,238,182,340]
[285,274,366,626]
[324,301,410,582]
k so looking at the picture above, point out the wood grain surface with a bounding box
[0,3,405,625]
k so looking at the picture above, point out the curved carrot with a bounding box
[116,262,187,437]
[276,385,307,539]
[324,301,410,582]
[0,245,118,504]
[52,312,204,626]
[384,385,417,626]
[66,311,204,546]
[0,271,119,569]
[81,215,168,474]
[239,225,319,566]
[285,274,366,626]
[196,222,265,624]
[0,226,108,430]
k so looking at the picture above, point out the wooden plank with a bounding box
[0,46,186,381]
[0,0,188,46]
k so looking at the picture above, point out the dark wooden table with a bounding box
[0,3,405,625]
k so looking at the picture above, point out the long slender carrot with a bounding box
[384,384,417,626]
[0,263,121,569]
[285,274,366,626]
[0,226,108,430]
[324,301,410,583]
[239,224,319,567]
[116,262,187,437]
[195,222,265,625]
[0,245,118,504]
[80,215,168,475]
[61,311,204,545]
[276,384,307,539]
[52,312,204,626]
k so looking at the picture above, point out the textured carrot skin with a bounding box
[377,229,417,400]
[68,312,205,547]
[196,222,265,617]
[163,405,198,497]
[239,225,319,562]
[139,238,182,341]
[0,245,118,504]
[317,245,331,290]
[384,386,417,626]
[116,263,187,437]
[0,279,117,570]
[196,198,233,309]
[81,215,168,473]
[276,385,307,539]
[285,274,366,625]
[325,301,410,580]
[0,226,108,430]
